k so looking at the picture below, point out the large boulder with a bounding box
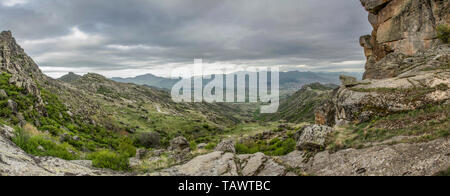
[296,125,334,151]
[214,139,236,153]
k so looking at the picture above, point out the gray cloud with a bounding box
[0,0,371,77]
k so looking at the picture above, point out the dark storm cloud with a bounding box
[0,0,371,77]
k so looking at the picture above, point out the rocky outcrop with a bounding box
[0,124,121,176]
[316,1,450,126]
[281,138,450,176]
[149,137,449,176]
[0,31,46,116]
[317,45,449,125]
[360,0,449,79]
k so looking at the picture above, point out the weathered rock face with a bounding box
[360,0,449,79]
[281,138,450,176]
[149,137,450,176]
[154,151,286,176]
[317,44,449,126]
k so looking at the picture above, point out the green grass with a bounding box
[12,129,79,160]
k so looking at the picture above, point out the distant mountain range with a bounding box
[111,74,180,90]
[110,71,363,95]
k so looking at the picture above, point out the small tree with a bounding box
[437,24,450,44]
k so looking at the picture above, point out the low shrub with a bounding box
[118,137,137,157]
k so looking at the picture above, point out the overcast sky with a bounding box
[0,0,371,78]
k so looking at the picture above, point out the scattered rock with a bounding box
[7,99,18,114]
[296,125,334,151]
[0,89,7,98]
[214,139,236,153]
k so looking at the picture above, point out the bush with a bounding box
[437,24,450,44]
[88,150,130,171]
